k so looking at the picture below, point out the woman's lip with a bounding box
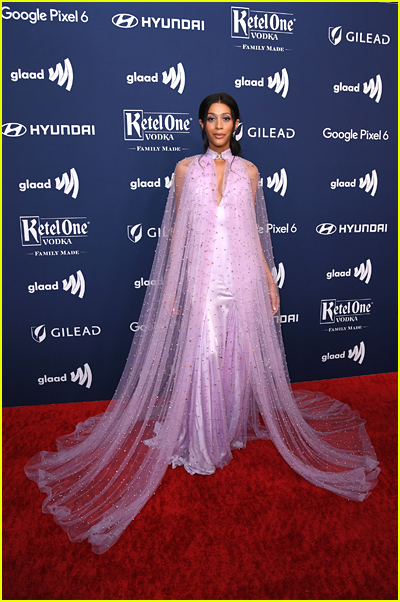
[214,134,225,138]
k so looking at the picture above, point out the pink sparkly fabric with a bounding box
[25,148,380,554]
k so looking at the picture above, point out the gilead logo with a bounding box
[31,324,101,342]
[328,26,390,46]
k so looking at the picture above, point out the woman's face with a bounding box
[199,102,239,153]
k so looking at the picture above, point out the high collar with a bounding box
[205,147,234,163]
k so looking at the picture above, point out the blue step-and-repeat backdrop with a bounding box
[3,2,397,407]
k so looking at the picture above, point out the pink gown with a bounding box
[25,147,380,554]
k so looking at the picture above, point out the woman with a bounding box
[25,93,380,555]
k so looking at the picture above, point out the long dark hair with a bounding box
[198,92,241,156]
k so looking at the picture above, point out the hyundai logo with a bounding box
[2,123,27,137]
[316,223,337,235]
[112,13,138,28]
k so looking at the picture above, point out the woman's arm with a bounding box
[247,162,280,315]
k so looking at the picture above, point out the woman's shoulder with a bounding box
[174,154,201,177]
[235,156,259,180]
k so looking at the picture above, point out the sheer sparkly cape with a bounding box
[25,150,380,554]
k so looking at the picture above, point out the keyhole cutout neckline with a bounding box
[205,147,234,207]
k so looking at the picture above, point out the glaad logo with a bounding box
[333,75,382,103]
[328,25,390,46]
[363,75,382,103]
[162,63,185,94]
[19,168,79,198]
[272,262,285,288]
[127,63,186,95]
[266,168,287,196]
[320,298,372,324]
[165,173,174,188]
[316,222,387,235]
[55,168,79,198]
[62,270,85,298]
[28,270,86,297]
[2,123,27,137]
[11,58,74,91]
[124,110,191,142]
[360,170,378,196]
[38,363,92,388]
[112,13,204,31]
[20,216,89,246]
[268,68,289,98]
[70,363,92,388]
[31,324,101,342]
[48,58,73,91]
[322,342,365,365]
[234,68,289,98]
[134,277,162,289]
[348,342,365,364]
[326,260,372,284]
[330,170,378,197]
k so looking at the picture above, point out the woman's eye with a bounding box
[223,116,231,121]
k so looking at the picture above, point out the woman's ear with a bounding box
[198,119,204,129]
[234,119,240,131]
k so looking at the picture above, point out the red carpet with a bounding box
[3,373,397,600]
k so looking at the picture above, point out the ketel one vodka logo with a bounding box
[320,298,372,325]
[31,324,101,343]
[123,110,191,141]
[127,62,185,94]
[19,216,89,246]
[19,167,79,198]
[38,363,92,388]
[28,270,86,298]
[11,58,73,91]
[231,7,295,39]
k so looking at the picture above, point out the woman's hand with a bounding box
[267,277,280,315]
